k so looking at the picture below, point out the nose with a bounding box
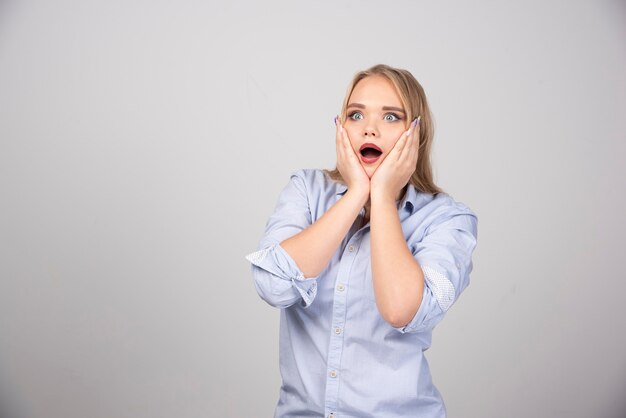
[363,122,379,137]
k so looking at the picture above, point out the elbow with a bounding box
[377,278,424,329]
[377,281,424,328]
[252,270,300,309]
[380,306,419,329]
[385,315,413,329]
[254,280,299,309]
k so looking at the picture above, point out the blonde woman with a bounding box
[246,64,478,418]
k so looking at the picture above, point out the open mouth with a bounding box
[359,143,383,163]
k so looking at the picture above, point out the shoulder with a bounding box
[432,192,476,218]
[414,190,478,234]
[290,168,335,183]
[288,168,343,194]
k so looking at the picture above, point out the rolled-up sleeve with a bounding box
[245,170,319,309]
[395,211,478,334]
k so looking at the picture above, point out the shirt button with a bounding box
[329,370,337,378]
[337,284,345,292]
[348,245,355,252]
[334,327,342,334]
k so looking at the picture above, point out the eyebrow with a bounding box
[347,103,406,114]
[382,106,406,113]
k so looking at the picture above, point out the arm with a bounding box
[367,118,424,327]
[245,170,320,309]
[370,196,478,332]
[247,119,371,308]
[369,193,424,328]
[281,187,368,278]
[282,117,370,278]
[404,211,478,333]
[367,118,477,332]
[245,170,368,309]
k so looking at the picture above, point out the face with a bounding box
[344,75,408,178]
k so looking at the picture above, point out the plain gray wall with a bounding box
[1,0,625,417]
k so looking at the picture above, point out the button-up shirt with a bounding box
[246,169,478,418]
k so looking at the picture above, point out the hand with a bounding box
[335,116,370,197]
[370,117,421,202]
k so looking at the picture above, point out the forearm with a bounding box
[370,195,424,328]
[281,188,368,278]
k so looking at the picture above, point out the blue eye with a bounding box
[348,111,364,121]
[384,113,400,122]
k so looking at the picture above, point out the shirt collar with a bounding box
[335,182,421,215]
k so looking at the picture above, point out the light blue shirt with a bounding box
[246,169,478,418]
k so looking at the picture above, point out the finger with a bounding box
[337,120,347,151]
[412,116,422,157]
[405,118,420,162]
[335,117,347,165]
[411,117,421,160]
[396,118,418,160]
[398,118,421,169]
[388,124,411,161]
[340,122,358,159]
[339,121,360,174]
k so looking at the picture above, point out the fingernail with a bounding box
[417,115,421,125]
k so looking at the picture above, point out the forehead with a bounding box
[348,75,403,108]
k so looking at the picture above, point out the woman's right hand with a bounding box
[335,116,370,199]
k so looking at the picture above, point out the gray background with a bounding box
[1,0,625,417]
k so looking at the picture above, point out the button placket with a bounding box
[324,235,360,415]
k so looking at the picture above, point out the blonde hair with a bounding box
[324,64,443,195]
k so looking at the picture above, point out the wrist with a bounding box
[345,187,370,207]
[370,187,397,204]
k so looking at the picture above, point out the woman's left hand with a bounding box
[370,117,420,201]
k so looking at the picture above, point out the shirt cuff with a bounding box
[393,272,448,334]
[421,265,456,312]
[245,243,318,307]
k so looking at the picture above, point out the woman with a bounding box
[245,64,478,418]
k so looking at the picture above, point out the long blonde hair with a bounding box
[324,64,443,195]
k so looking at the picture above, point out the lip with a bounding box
[359,143,382,153]
[359,143,383,164]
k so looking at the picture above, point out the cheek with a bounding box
[383,127,406,147]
